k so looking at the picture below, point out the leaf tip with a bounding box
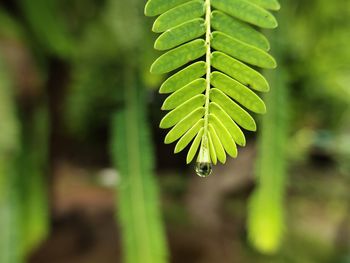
[174,145,182,154]
[159,120,166,129]
[150,63,156,74]
[164,135,172,144]
[159,86,167,94]
[271,58,278,68]
[160,102,168,111]
[219,158,226,164]
[152,22,161,33]
[144,1,157,17]
[272,19,279,29]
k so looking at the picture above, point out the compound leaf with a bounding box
[145,0,279,173]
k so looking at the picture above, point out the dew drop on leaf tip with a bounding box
[195,161,212,177]
[195,135,212,177]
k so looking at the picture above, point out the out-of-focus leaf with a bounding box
[248,8,288,252]
[0,55,22,263]
[20,0,74,57]
[111,69,168,263]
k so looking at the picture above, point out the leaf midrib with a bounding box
[203,0,212,140]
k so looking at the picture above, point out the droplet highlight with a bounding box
[195,161,212,177]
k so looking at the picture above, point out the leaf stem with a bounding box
[203,0,211,138]
[124,68,152,262]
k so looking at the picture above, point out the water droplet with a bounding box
[195,134,212,177]
[195,162,212,177]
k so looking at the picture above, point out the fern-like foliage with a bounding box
[145,0,279,175]
[111,69,168,263]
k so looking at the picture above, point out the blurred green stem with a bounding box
[111,66,168,263]
[0,56,23,263]
[19,104,49,254]
[247,1,290,254]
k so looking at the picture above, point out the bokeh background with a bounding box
[0,0,349,262]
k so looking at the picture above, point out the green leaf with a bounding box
[151,39,206,74]
[146,0,279,170]
[209,114,237,158]
[161,78,206,110]
[175,119,204,153]
[152,0,205,33]
[0,55,22,263]
[111,72,168,263]
[208,133,218,165]
[186,127,203,163]
[210,88,257,131]
[208,124,226,164]
[211,0,278,28]
[20,106,49,253]
[165,107,205,144]
[249,0,280,11]
[211,31,276,68]
[211,71,266,114]
[155,18,206,51]
[209,102,246,146]
[145,0,190,16]
[212,51,270,92]
[20,0,74,57]
[211,10,270,51]
[159,61,206,94]
[248,18,287,253]
[160,94,206,128]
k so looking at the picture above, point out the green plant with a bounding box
[0,9,50,261]
[248,64,288,254]
[19,106,49,254]
[247,0,289,253]
[19,0,74,57]
[0,55,22,263]
[111,68,168,263]
[145,0,280,176]
[108,1,169,263]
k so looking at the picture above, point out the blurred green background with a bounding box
[0,0,349,262]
